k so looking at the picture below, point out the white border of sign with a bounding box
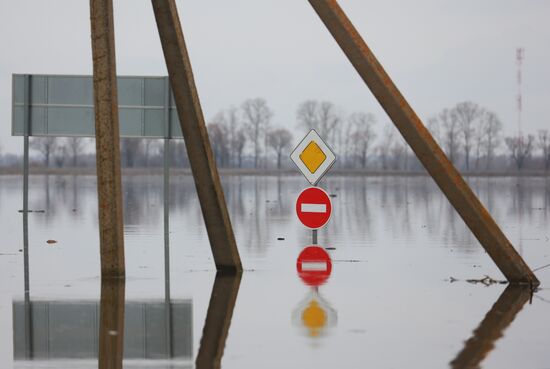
[290,129,336,185]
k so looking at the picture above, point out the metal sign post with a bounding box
[291,129,336,245]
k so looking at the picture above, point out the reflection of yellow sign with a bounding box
[292,289,337,339]
[302,299,327,337]
[300,141,326,174]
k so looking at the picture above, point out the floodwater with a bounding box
[0,174,548,369]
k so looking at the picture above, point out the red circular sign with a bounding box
[297,246,332,287]
[296,187,332,229]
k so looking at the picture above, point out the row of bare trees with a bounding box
[2,98,549,172]
[428,101,550,171]
[208,98,294,169]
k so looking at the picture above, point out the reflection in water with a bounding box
[292,288,337,338]
[98,278,125,369]
[293,246,337,340]
[196,272,242,369]
[450,285,532,369]
[12,293,193,362]
[20,175,550,259]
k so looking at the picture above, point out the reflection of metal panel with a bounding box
[12,74,184,138]
[13,300,192,360]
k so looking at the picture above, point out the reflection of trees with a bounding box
[122,176,163,228]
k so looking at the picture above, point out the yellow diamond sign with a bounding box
[290,129,336,185]
[300,141,326,174]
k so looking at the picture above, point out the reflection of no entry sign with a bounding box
[297,246,332,286]
[296,187,332,229]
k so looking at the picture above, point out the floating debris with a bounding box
[46,240,57,245]
[277,237,285,241]
[333,259,366,263]
[329,194,337,198]
[466,275,507,286]
[447,275,507,286]
[325,247,336,250]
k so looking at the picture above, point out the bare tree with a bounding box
[439,108,461,165]
[267,128,293,169]
[538,129,550,171]
[142,139,161,168]
[426,117,441,144]
[213,107,248,168]
[208,122,230,167]
[390,140,406,170]
[453,101,481,171]
[120,138,143,168]
[242,98,273,168]
[170,140,188,167]
[30,137,57,167]
[505,134,535,170]
[378,126,396,170]
[296,100,340,143]
[66,137,86,167]
[53,145,67,167]
[233,129,247,168]
[481,111,502,170]
[348,112,376,169]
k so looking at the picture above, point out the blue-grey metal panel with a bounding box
[144,109,165,137]
[12,74,184,138]
[119,108,144,137]
[48,76,93,105]
[47,107,95,135]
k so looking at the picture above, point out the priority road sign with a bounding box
[290,129,336,185]
[296,187,332,229]
[296,246,332,286]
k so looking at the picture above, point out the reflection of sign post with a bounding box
[290,129,336,186]
[296,187,332,229]
[296,246,332,287]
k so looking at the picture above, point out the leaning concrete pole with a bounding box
[152,0,242,272]
[308,0,539,285]
[90,0,125,277]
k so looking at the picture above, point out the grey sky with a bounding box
[1,0,549,154]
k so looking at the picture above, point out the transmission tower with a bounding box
[516,47,524,137]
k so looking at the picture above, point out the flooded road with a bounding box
[0,174,548,368]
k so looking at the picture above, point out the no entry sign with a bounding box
[296,187,332,229]
[296,246,332,286]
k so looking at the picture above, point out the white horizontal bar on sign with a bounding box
[301,203,326,213]
[301,261,327,271]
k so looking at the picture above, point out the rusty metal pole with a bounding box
[152,0,242,272]
[90,0,125,278]
[308,0,538,285]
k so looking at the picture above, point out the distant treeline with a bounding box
[1,99,549,172]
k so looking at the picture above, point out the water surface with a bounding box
[0,174,548,368]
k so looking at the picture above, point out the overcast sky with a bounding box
[0,0,549,154]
